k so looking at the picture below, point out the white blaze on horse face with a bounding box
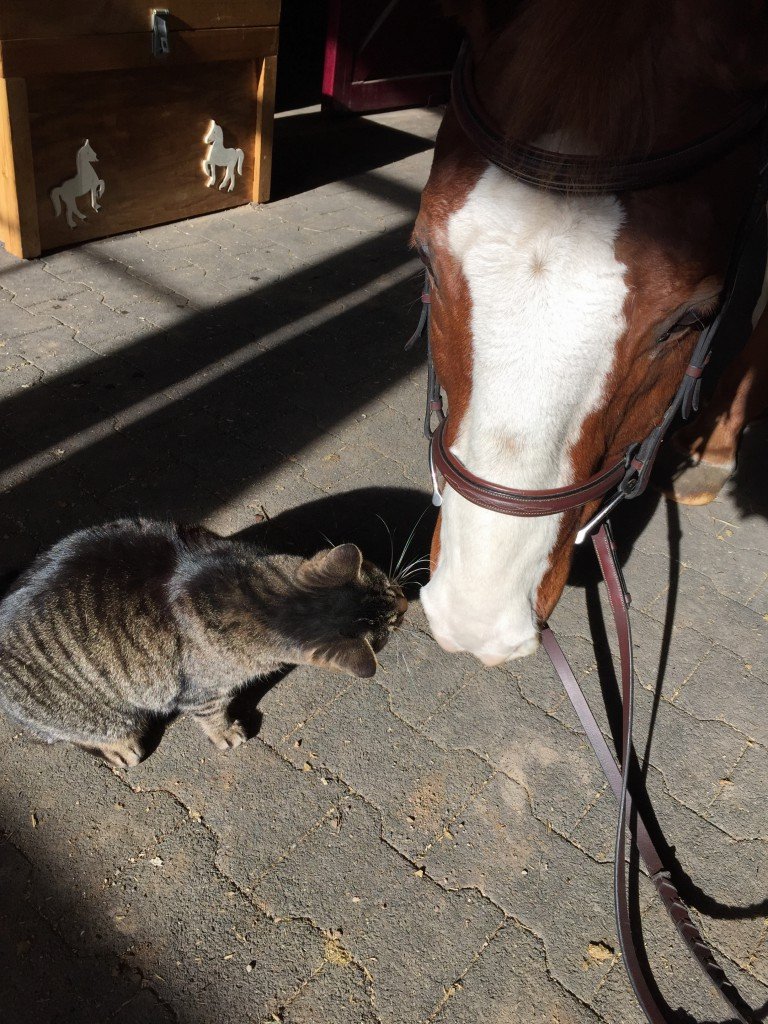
[420,165,628,665]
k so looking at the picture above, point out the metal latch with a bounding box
[152,9,170,56]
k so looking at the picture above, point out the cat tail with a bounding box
[237,149,244,175]
[51,187,62,217]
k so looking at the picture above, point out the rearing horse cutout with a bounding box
[50,140,105,229]
[203,121,244,192]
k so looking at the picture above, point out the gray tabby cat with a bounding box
[0,518,406,767]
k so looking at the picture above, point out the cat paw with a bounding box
[210,720,248,751]
[93,736,146,768]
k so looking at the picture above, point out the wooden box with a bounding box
[0,1,280,258]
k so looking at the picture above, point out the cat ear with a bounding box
[298,544,362,588]
[310,637,377,678]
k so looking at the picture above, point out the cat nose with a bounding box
[395,592,408,616]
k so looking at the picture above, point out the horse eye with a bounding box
[656,307,715,345]
[415,242,435,278]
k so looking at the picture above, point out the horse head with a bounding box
[416,0,768,666]
[78,139,98,164]
[204,121,222,146]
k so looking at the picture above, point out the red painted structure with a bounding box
[322,0,461,113]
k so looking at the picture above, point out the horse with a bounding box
[50,139,105,229]
[203,121,244,192]
[410,4,768,1022]
[415,0,768,667]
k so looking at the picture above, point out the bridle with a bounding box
[408,42,768,1024]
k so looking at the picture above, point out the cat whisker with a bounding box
[392,505,433,577]
[397,555,431,573]
[396,563,431,579]
[394,555,431,580]
[396,567,431,584]
[375,514,396,579]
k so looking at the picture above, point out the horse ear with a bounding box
[83,138,89,146]
[441,0,517,57]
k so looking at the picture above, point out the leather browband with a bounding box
[430,418,631,516]
[451,42,768,195]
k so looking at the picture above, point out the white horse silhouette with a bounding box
[203,121,244,192]
[50,139,106,229]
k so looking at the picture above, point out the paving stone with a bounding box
[0,350,43,400]
[592,898,768,1024]
[628,612,714,697]
[0,720,325,1024]
[676,643,768,741]
[0,835,164,1024]
[252,795,503,1024]
[84,231,156,267]
[635,495,768,608]
[32,291,161,358]
[376,630,480,728]
[1,461,112,550]
[133,722,344,886]
[184,218,270,259]
[432,920,600,1024]
[422,664,610,840]
[512,630,597,725]
[566,666,750,816]
[2,323,94,374]
[679,499,768,565]
[293,435,392,493]
[643,567,767,676]
[45,251,181,304]
[707,743,768,840]
[0,294,53,338]
[109,988,178,1024]
[282,962,378,1024]
[257,665,358,754]
[1,263,88,311]
[421,773,623,1004]
[575,763,768,973]
[747,574,768,616]
[750,929,768,985]
[279,679,494,858]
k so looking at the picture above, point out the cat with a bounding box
[0,518,406,768]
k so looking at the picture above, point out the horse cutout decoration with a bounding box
[50,140,105,229]
[203,120,244,192]
[409,3,768,1023]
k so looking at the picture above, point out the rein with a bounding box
[409,45,768,1024]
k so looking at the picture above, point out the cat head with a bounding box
[295,544,407,679]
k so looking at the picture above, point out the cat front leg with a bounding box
[190,697,247,751]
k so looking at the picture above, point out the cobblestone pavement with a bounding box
[1,107,766,1024]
